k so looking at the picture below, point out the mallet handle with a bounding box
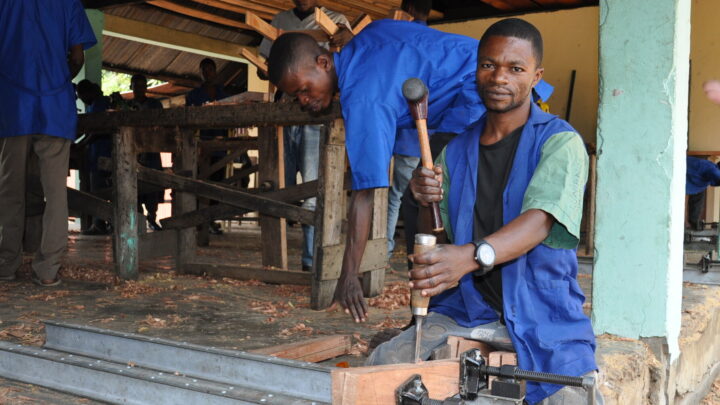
[414,117,444,233]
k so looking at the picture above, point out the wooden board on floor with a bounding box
[331,360,459,405]
[250,334,351,363]
[183,263,311,285]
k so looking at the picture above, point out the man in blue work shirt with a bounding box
[370,19,601,405]
[267,19,553,322]
[0,0,96,286]
[686,156,720,230]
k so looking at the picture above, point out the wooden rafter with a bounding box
[186,0,274,20]
[146,0,252,31]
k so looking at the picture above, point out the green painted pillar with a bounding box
[593,0,690,359]
[74,9,103,113]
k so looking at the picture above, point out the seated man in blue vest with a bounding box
[267,18,553,323]
[367,19,602,405]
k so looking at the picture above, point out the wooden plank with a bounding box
[312,120,347,309]
[350,13,372,35]
[103,14,252,65]
[315,7,340,35]
[199,137,257,152]
[331,360,459,405]
[215,0,280,17]
[258,126,288,270]
[139,229,178,260]
[187,0,266,18]
[184,262,311,285]
[161,181,318,229]
[197,146,249,179]
[172,128,198,272]
[139,166,315,225]
[146,0,253,31]
[132,127,178,153]
[77,102,342,133]
[240,48,268,77]
[67,187,113,221]
[316,239,387,281]
[250,335,351,362]
[245,11,280,40]
[112,127,139,280]
[389,9,414,21]
[222,163,258,185]
[363,187,388,297]
[444,336,493,360]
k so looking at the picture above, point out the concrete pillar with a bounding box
[593,0,690,359]
[83,9,104,85]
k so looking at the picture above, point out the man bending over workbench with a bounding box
[267,18,553,323]
[367,19,603,405]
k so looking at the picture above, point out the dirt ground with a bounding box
[0,223,719,404]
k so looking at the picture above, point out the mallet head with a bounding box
[402,78,429,103]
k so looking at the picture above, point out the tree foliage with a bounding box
[101,70,164,94]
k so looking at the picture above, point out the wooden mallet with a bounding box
[402,78,444,233]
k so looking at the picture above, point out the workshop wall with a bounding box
[433,7,599,145]
[689,0,720,152]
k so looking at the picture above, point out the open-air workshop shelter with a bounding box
[1,0,719,403]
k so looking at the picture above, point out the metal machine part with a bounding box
[396,349,597,405]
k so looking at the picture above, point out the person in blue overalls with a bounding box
[266,18,554,323]
[685,156,720,230]
[368,19,603,405]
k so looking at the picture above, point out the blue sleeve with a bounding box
[343,101,396,190]
[69,0,97,50]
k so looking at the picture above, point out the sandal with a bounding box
[31,274,61,287]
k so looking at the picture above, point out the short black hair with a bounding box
[267,33,324,86]
[480,18,543,66]
[131,74,147,84]
[401,0,432,19]
[200,58,216,69]
[76,79,95,95]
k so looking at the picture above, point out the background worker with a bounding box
[386,0,432,259]
[267,20,552,322]
[369,19,600,405]
[130,74,164,231]
[0,0,96,285]
[76,80,113,235]
[259,0,350,271]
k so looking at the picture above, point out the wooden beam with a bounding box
[390,9,414,21]
[350,13,372,35]
[77,102,342,132]
[102,63,200,88]
[112,127,140,280]
[217,0,281,17]
[160,179,317,229]
[184,262,311,284]
[172,128,198,272]
[315,7,339,35]
[331,360,460,405]
[139,230,179,260]
[258,126,288,269]
[240,48,268,77]
[245,11,329,42]
[316,239,387,281]
[146,0,252,30]
[187,0,272,19]
[197,146,250,179]
[67,187,112,221]
[138,166,316,225]
[104,14,252,64]
[250,335,352,362]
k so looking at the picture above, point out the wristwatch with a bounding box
[472,239,495,274]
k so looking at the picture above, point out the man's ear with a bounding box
[532,67,544,88]
[316,53,332,72]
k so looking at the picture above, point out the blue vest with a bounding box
[430,103,597,404]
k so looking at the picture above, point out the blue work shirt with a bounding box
[85,96,112,172]
[0,0,96,140]
[686,157,720,195]
[334,19,553,190]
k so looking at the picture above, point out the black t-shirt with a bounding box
[472,125,524,320]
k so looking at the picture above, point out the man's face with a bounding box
[77,89,94,106]
[278,55,335,113]
[201,63,217,83]
[293,0,317,12]
[132,79,147,100]
[476,36,543,114]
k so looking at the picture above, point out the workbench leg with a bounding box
[258,126,288,270]
[312,120,346,309]
[196,148,210,247]
[173,128,198,273]
[112,126,139,280]
[362,188,388,297]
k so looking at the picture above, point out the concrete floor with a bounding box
[0,223,718,404]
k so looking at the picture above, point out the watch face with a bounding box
[478,244,495,266]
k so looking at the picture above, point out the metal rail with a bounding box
[0,321,333,404]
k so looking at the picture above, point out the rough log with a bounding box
[77,103,341,132]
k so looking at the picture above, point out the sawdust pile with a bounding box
[137,314,187,331]
[279,323,314,337]
[349,333,369,356]
[367,282,410,310]
[369,316,407,331]
[59,264,118,285]
[0,323,45,346]
[114,280,168,298]
[701,378,720,405]
[26,290,73,301]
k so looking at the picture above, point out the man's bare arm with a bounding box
[332,188,374,322]
[68,44,84,79]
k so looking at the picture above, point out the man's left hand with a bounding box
[409,243,478,297]
[329,26,354,48]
